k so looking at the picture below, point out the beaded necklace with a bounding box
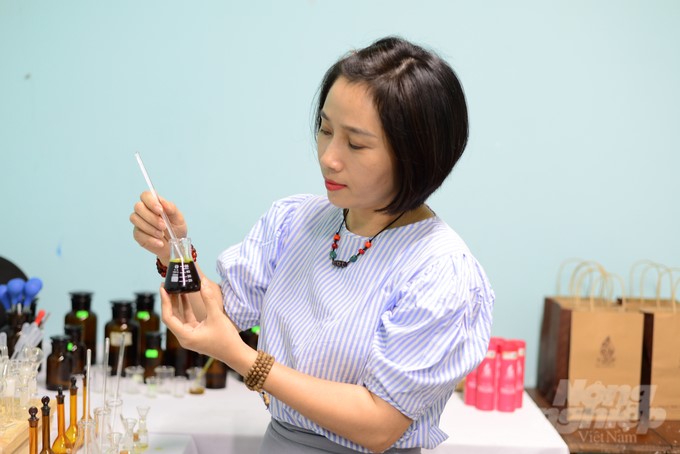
[329,209,406,268]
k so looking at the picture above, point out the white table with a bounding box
[38,373,568,454]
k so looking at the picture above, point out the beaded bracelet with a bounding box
[244,350,275,393]
[156,245,197,277]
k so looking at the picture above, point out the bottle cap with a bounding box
[145,331,163,349]
[135,292,156,312]
[69,292,93,311]
[50,334,71,347]
[64,324,83,341]
[111,300,134,319]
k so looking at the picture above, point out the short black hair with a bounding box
[315,36,469,214]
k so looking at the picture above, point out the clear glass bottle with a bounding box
[134,405,150,452]
[66,292,98,364]
[134,292,160,363]
[65,376,79,447]
[119,418,137,454]
[164,238,201,294]
[64,324,87,375]
[105,300,140,375]
[39,396,54,454]
[72,419,100,454]
[51,387,71,454]
[142,331,163,380]
[46,335,73,391]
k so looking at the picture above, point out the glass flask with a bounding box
[64,324,87,375]
[104,432,121,454]
[39,396,54,454]
[72,419,100,454]
[65,376,79,447]
[134,405,150,453]
[164,238,201,294]
[79,371,92,423]
[119,418,136,454]
[134,292,160,362]
[142,332,163,380]
[66,292,98,364]
[52,387,71,454]
[94,407,111,450]
[105,301,140,375]
[46,336,73,391]
[28,406,39,454]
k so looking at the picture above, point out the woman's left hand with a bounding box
[159,274,247,366]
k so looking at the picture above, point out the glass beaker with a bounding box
[153,366,174,394]
[124,366,145,394]
[186,367,206,395]
[164,238,201,294]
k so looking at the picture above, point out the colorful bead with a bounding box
[358,249,365,255]
[334,234,340,241]
[365,241,372,248]
[330,250,337,259]
[349,255,358,262]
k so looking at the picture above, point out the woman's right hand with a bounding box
[130,191,188,263]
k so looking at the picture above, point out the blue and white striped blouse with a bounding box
[217,194,494,452]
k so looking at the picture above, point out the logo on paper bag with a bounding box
[596,336,616,367]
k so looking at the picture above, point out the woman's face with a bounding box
[317,77,397,215]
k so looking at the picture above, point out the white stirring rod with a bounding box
[134,152,184,263]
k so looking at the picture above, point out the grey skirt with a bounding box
[259,418,422,454]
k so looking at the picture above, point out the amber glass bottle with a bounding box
[143,331,163,379]
[46,336,73,391]
[134,292,160,363]
[51,387,71,454]
[105,300,140,375]
[64,324,86,375]
[65,292,98,364]
[28,406,39,454]
[39,396,54,454]
[65,377,79,447]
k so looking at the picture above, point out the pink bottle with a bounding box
[497,340,518,412]
[514,340,526,409]
[475,338,500,411]
[464,368,477,406]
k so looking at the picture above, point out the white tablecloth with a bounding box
[38,373,568,454]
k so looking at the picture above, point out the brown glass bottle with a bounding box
[39,396,54,454]
[46,336,73,391]
[105,300,140,375]
[65,292,98,364]
[52,387,70,454]
[28,406,39,454]
[142,331,163,379]
[236,326,260,382]
[134,292,160,362]
[64,324,87,375]
[163,327,192,376]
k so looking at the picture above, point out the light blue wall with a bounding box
[1,1,678,388]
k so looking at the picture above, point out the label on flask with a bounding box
[109,331,133,347]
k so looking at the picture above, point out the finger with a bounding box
[160,285,185,334]
[199,276,226,317]
[157,196,188,238]
[133,199,166,233]
[130,213,165,248]
[180,293,199,326]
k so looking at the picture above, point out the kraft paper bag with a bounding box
[537,262,645,422]
[566,306,644,422]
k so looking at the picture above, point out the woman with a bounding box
[131,36,494,453]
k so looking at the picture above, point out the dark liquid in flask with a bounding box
[164,260,201,294]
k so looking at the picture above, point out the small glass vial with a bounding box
[64,324,87,375]
[164,238,201,294]
[46,335,73,391]
[143,331,163,380]
[66,291,98,364]
[105,300,140,375]
[134,292,160,362]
